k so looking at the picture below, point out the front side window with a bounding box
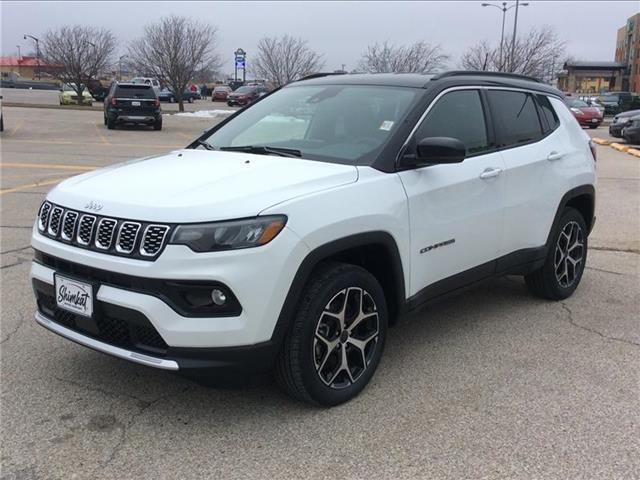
[200,84,420,164]
[487,90,543,147]
[414,89,490,155]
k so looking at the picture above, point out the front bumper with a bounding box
[609,123,625,137]
[31,226,309,371]
[622,126,640,144]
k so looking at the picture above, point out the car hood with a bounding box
[578,107,602,116]
[47,149,359,222]
[615,109,640,120]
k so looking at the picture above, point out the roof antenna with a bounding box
[482,53,489,71]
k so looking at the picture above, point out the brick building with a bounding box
[615,12,640,93]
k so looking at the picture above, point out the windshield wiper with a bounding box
[219,145,302,158]
[194,139,217,151]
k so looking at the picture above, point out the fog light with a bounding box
[211,289,227,306]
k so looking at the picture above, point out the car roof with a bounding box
[290,71,563,97]
[116,82,152,88]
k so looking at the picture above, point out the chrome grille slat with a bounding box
[95,218,117,250]
[77,214,97,245]
[47,207,64,236]
[38,202,52,232]
[116,222,141,254]
[61,211,79,241]
[37,201,170,260]
[140,225,170,257]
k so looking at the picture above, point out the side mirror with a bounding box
[399,137,466,169]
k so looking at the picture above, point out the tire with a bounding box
[153,118,162,131]
[525,207,588,300]
[188,97,194,104]
[170,97,175,103]
[103,113,107,125]
[275,262,388,406]
[589,125,598,129]
[0,114,3,132]
[106,117,116,130]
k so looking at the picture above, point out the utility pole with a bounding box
[481,2,527,71]
[509,0,529,71]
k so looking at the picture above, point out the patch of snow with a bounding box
[174,110,235,118]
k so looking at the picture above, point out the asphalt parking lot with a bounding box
[1,105,639,479]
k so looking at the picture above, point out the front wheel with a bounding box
[589,125,598,129]
[276,262,388,406]
[525,207,587,300]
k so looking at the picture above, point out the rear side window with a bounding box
[114,85,156,99]
[415,90,490,155]
[537,95,560,132]
[487,90,543,147]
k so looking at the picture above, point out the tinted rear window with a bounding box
[537,95,560,132]
[235,86,256,93]
[114,85,156,99]
[487,90,543,147]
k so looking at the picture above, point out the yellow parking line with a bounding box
[0,177,67,196]
[1,162,97,171]
[93,122,109,144]
[10,120,24,136]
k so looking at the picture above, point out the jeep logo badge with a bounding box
[84,201,104,212]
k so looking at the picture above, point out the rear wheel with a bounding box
[188,97,194,103]
[525,207,587,300]
[106,116,116,130]
[276,262,387,406]
[153,118,162,131]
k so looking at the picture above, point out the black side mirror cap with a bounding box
[399,137,466,169]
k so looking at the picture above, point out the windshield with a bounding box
[199,84,420,164]
[62,84,85,92]
[600,95,618,102]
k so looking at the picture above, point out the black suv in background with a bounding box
[104,83,162,130]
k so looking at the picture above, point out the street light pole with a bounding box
[23,34,40,80]
[481,2,528,71]
[509,0,529,71]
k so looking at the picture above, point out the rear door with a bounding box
[486,89,564,258]
[398,88,506,297]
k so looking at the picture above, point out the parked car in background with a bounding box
[157,88,199,103]
[565,98,603,128]
[621,115,640,145]
[597,92,632,115]
[59,84,94,106]
[131,77,161,94]
[226,85,268,106]
[212,85,232,102]
[578,96,605,115]
[104,82,162,130]
[609,109,640,138]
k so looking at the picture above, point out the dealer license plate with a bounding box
[54,274,94,317]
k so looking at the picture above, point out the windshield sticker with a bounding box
[379,120,394,131]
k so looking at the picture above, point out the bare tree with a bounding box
[251,35,324,88]
[358,41,449,74]
[128,16,221,111]
[460,26,566,83]
[41,26,116,104]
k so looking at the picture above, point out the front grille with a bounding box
[35,287,168,355]
[140,225,170,256]
[48,206,63,236]
[61,211,78,241]
[95,218,117,250]
[77,215,96,245]
[38,202,52,231]
[116,222,141,253]
[37,201,171,261]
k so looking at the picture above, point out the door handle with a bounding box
[479,167,503,179]
[547,151,564,161]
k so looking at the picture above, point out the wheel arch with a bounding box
[546,184,596,248]
[270,231,406,348]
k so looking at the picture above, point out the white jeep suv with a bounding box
[31,72,596,405]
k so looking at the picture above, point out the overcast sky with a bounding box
[1,1,637,74]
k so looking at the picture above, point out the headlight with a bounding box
[169,215,287,252]
[633,119,640,128]
[570,107,584,115]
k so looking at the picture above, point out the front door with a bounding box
[397,89,506,297]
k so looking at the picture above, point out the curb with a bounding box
[591,137,610,145]
[627,148,640,158]
[610,142,630,152]
[593,137,640,158]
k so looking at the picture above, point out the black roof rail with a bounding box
[296,72,348,82]
[432,70,542,83]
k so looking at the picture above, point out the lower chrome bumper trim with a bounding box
[34,311,179,371]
